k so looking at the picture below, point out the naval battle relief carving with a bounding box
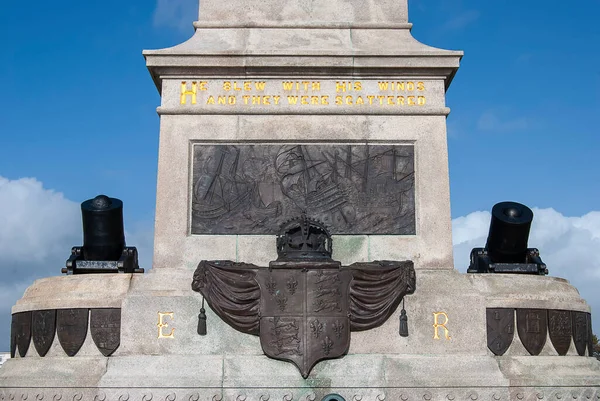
[191,144,415,235]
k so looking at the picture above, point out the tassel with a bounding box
[197,297,207,336]
[399,298,409,337]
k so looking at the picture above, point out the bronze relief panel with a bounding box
[191,144,415,235]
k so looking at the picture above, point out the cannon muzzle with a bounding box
[485,201,533,263]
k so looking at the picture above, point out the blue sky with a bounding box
[0,0,599,351]
[1,0,599,221]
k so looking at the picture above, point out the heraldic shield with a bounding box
[548,310,572,356]
[486,308,514,356]
[192,214,416,378]
[13,311,32,358]
[517,308,548,356]
[572,311,589,356]
[256,268,352,378]
[57,308,89,357]
[33,309,56,357]
[90,308,121,357]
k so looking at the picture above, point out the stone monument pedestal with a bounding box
[2,270,599,399]
[2,0,600,399]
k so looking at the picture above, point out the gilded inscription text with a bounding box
[157,312,175,339]
[179,80,429,108]
[433,312,451,340]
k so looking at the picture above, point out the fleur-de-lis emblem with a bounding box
[286,277,298,295]
[310,319,324,338]
[266,275,277,295]
[275,294,288,311]
[322,336,334,356]
[332,320,344,339]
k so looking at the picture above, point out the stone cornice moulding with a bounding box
[144,58,461,94]
[192,22,415,29]
[144,27,463,92]
[155,107,452,117]
[143,28,463,58]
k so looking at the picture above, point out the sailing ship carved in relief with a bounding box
[191,144,415,234]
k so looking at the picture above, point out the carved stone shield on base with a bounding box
[90,308,121,356]
[486,308,514,356]
[517,309,547,356]
[32,309,56,357]
[548,310,572,356]
[15,311,32,358]
[257,268,352,378]
[57,309,89,357]
[572,311,589,356]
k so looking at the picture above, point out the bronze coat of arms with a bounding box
[257,268,352,377]
[486,308,514,356]
[192,215,416,378]
[572,311,589,356]
[10,311,31,358]
[517,309,547,356]
[13,312,32,358]
[32,309,56,357]
[57,308,89,357]
[90,308,121,357]
[548,310,572,356]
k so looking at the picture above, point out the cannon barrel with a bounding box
[468,201,546,275]
[63,194,143,274]
[485,201,533,263]
[81,195,126,261]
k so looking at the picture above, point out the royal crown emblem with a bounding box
[275,213,333,261]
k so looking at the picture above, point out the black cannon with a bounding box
[467,201,547,275]
[62,195,144,275]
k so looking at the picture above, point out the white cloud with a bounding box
[0,177,80,265]
[452,211,490,246]
[0,176,153,352]
[153,0,198,33]
[453,207,600,333]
